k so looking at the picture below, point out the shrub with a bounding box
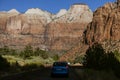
[83,43,106,69]
[113,50,120,61]
[34,47,41,56]
[32,47,49,59]
[0,46,10,55]
[74,55,84,64]
[20,63,44,71]
[52,54,59,61]
[40,51,49,59]
[19,45,33,59]
[0,55,10,71]
[0,46,18,56]
[83,43,120,77]
[110,50,120,77]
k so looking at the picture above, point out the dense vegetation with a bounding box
[0,45,60,77]
[1,43,120,79]
[0,45,48,59]
[0,55,10,71]
[83,43,120,78]
[0,45,60,60]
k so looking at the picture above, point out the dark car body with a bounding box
[51,62,69,77]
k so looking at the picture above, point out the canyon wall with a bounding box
[0,4,93,52]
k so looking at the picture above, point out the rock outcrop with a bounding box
[60,1,120,61]
[25,8,52,23]
[84,0,120,51]
[85,1,119,43]
[45,4,93,51]
[8,9,20,14]
[54,9,67,18]
[0,4,93,52]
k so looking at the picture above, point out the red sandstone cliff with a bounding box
[85,1,120,44]
[60,0,120,61]
[0,4,93,52]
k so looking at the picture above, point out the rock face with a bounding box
[85,1,119,43]
[0,4,93,52]
[46,23,85,51]
[55,9,67,18]
[84,0,120,51]
[8,9,20,14]
[60,1,120,61]
[45,4,93,51]
[25,8,52,23]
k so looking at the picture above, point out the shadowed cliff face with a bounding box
[0,4,93,52]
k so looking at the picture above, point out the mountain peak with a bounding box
[8,9,20,14]
[25,8,52,23]
[56,9,67,17]
[70,3,89,11]
[72,3,87,5]
[25,8,47,15]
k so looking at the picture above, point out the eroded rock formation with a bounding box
[60,0,120,61]
[0,4,93,52]
[85,1,120,43]
[45,4,93,51]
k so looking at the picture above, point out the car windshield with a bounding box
[53,62,67,66]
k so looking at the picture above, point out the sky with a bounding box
[0,0,116,14]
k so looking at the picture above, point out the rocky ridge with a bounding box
[0,4,93,52]
[45,4,93,51]
[84,0,120,52]
[54,9,67,18]
[8,9,20,14]
[60,0,120,61]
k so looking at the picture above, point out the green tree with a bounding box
[0,46,18,56]
[10,49,17,55]
[113,50,120,61]
[52,54,59,61]
[83,43,106,69]
[0,46,10,55]
[74,55,84,64]
[3,46,10,54]
[20,45,33,59]
[40,50,48,59]
[83,43,120,74]
[34,47,49,59]
[34,47,41,56]
[109,50,120,77]
[0,47,5,55]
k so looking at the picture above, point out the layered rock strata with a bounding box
[84,0,120,51]
[60,1,120,61]
[0,4,93,52]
